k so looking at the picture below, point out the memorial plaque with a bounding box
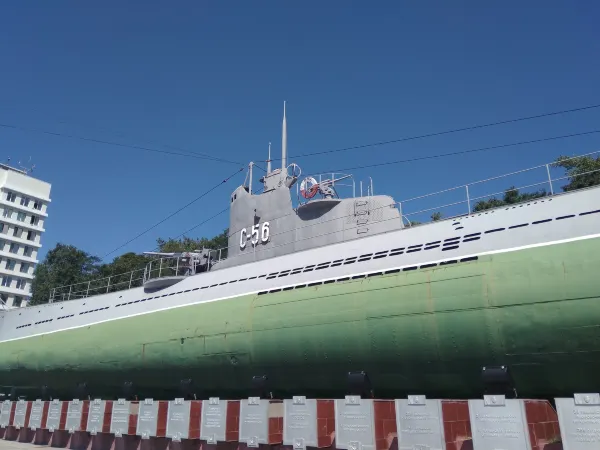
[46,399,62,432]
[13,400,28,429]
[166,398,191,441]
[110,399,131,437]
[555,393,600,450]
[0,400,12,427]
[87,399,106,435]
[468,396,531,450]
[334,396,375,450]
[284,396,318,450]
[29,400,44,430]
[66,399,83,433]
[201,397,228,443]
[239,397,269,447]
[137,398,158,439]
[395,396,445,450]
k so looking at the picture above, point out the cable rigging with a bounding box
[267,102,600,162]
[101,167,244,260]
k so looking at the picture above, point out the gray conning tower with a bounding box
[214,103,402,270]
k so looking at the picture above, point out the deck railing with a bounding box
[47,151,600,303]
[144,256,198,283]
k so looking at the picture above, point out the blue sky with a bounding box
[1,1,599,262]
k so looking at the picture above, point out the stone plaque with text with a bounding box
[468,396,531,450]
[110,399,131,437]
[46,400,62,432]
[201,398,227,443]
[29,400,44,430]
[284,396,318,450]
[555,394,600,450]
[335,396,375,450]
[239,397,269,447]
[395,396,445,450]
[66,400,83,433]
[137,399,158,439]
[0,400,12,427]
[13,400,28,429]
[166,398,191,441]
[86,399,106,435]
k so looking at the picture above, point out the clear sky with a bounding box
[1,1,599,262]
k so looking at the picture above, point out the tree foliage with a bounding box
[31,244,102,305]
[553,154,600,192]
[472,186,547,212]
[156,229,228,254]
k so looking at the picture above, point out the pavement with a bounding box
[0,442,45,450]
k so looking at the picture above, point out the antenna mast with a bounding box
[281,101,287,171]
[267,142,272,174]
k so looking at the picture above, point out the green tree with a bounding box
[554,154,600,192]
[98,252,152,292]
[473,186,546,212]
[157,229,229,257]
[31,244,101,305]
[431,212,443,221]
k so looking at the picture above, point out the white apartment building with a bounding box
[0,164,51,308]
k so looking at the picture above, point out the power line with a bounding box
[311,129,600,174]
[102,167,244,260]
[0,122,243,165]
[267,103,600,162]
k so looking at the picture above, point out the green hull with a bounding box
[2,238,600,399]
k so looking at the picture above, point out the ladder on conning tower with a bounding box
[354,199,371,235]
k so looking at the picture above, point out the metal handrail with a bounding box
[47,151,600,302]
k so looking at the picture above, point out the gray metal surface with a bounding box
[12,400,27,429]
[28,400,43,430]
[468,396,531,450]
[283,396,318,449]
[395,396,445,450]
[334,396,375,450]
[239,397,269,447]
[65,400,83,433]
[555,394,600,450]
[166,398,191,441]
[45,400,61,432]
[109,399,131,437]
[86,399,106,435]
[200,397,227,443]
[0,400,11,427]
[2,170,600,352]
[136,399,158,439]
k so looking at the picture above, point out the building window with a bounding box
[0,223,4,233]
[6,192,16,203]
[9,243,18,254]
[26,230,35,241]
[13,227,21,238]
[15,279,25,290]
[1,276,12,287]
[0,240,5,251]
[30,216,38,226]
[6,259,15,270]
[2,209,12,219]
[17,212,26,222]
[33,201,42,211]
[20,262,28,273]
[20,197,30,207]
[14,296,24,307]
[23,246,32,257]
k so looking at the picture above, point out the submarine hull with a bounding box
[2,237,599,399]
